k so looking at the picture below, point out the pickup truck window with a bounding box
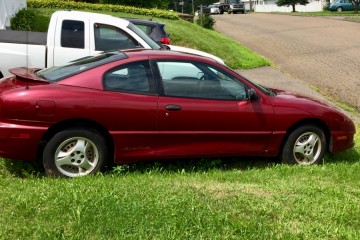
[61,20,85,49]
[94,24,138,51]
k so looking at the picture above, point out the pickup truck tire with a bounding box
[43,128,107,177]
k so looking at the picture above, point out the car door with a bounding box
[154,60,275,158]
[344,0,354,10]
[101,60,158,162]
[52,18,91,66]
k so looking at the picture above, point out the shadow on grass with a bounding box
[1,146,359,178]
[109,157,281,175]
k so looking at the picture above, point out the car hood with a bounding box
[270,88,350,118]
[271,88,335,109]
[166,45,226,65]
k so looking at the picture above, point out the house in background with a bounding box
[0,0,26,29]
[253,0,326,12]
[241,0,326,12]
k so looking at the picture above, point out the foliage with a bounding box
[169,0,215,14]
[350,0,360,13]
[10,8,35,31]
[27,0,180,20]
[276,0,310,12]
[100,0,168,9]
[195,14,215,29]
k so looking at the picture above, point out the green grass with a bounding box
[270,10,360,22]
[30,8,271,69]
[0,125,359,239]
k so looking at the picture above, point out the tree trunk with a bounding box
[292,4,296,12]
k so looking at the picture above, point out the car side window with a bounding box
[103,61,155,94]
[94,23,138,51]
[157,61,247,100]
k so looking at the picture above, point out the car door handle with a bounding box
[165,104,182,111]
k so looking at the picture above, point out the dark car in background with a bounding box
[127,18,171,45]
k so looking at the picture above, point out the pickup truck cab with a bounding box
[0,10,224,78]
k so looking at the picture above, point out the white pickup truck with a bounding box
[0,10,224,78]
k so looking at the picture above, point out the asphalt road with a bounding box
[214,13,360,110]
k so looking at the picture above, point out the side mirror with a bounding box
[161,44,171,50]
[247,88,258,101]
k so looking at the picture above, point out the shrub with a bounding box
[195,14,215,29]
[27,0,179,20]
[10,8,35,31]
[100,0,168,9]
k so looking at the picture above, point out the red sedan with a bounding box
[0,49,355,177]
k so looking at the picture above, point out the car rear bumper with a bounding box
[0,122,46,161]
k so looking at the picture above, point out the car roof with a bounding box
[120,49,218,63]
[125,18,165,27]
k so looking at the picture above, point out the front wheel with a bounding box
[281,125,326,165]
[43,129,107,177]
[336,7,343,12]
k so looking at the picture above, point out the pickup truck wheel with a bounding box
[43,129,107,177]
[281,125,326,166]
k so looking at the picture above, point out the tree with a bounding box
[350,0,359,13]
[276,0,309,12]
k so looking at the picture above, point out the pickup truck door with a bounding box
[49,16,91,66]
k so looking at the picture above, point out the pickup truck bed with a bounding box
[0,30,46,45]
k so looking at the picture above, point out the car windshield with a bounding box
[127,22,161,50]
[36,52,127,82]
[229,0,240,3]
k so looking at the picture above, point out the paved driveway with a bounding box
[214,14,360,110]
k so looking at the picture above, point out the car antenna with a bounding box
[26,21,29,90]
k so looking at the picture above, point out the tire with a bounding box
[43,129,107,177]
[281,125,326,165]
[336,7,343,12]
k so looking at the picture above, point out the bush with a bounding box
[195,14,215,29]
[27,0,179,20]
[100,0,168,9]
[10,8,35,31]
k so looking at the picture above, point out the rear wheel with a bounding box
[281,125,326,165]
[336,7,343,12]
[43,129,107,177]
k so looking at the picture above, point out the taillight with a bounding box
[161,37,171,45]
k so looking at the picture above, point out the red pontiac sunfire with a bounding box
[0,49,355,177]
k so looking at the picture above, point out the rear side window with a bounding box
[61,20,85,49]
[103,61,156,94]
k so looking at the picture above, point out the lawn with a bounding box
[271,10,360,22]
[0,131,359,239]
